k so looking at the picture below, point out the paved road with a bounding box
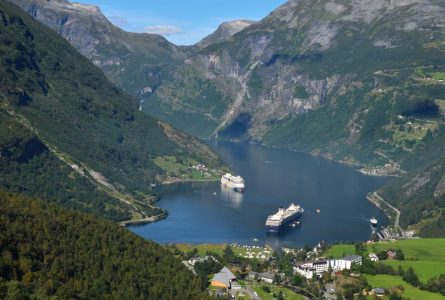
[230,286,259,300]
[371,192,402,233]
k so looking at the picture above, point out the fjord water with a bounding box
[130,141,389,248]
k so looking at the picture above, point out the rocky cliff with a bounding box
[9,0,184,96]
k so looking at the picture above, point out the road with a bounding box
[368,192,402,233]
[230,286,259,300]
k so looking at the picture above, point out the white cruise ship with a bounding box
[221,173,245,192]
[266,203,304,233]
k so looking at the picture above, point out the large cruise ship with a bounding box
[266,203,304,233]
[221,173,245,192]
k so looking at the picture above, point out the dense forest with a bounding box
[0,191,209,299]
[0,111,141,221]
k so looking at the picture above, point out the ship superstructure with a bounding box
[221,173,245,192]
[266,203,304,233]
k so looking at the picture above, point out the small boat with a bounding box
[316,209,321,214]
[213,192,217,196]
[370,217,378,227]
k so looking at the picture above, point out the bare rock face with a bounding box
[8,0,184,95]
[434,174,445,198]
[197,20,256,49]
[9,0,108,59]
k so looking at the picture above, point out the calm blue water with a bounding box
[130,141,389,248]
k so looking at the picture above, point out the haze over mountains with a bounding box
[6,0,445,234]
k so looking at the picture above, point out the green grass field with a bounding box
[176,244,226,256]
[432,72,445,81]
[366,275,445,300]
[383,261,445,283]
[153,156,220,181]
[251,284,305,300]
[366,239,445,286]
[325,244,356,258]
[175,243,272,260]
[367,239,445,262]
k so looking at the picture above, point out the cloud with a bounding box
[141,25,182,36]
[108,15,129,27]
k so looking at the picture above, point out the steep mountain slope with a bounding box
[0,1,222,222]
[9,0,184,97]
[0,112,141,221]
[0,191,209,299]
[172,0,445,140]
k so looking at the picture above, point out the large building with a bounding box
[294,255,362,279]
[211,267,237,289]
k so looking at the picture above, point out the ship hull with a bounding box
[266,212,303,233]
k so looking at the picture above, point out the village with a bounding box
[171,240,420,300]
[152,156,224,183]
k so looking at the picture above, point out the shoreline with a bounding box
[124,141,397,237]
[160,177,220,186]
[208,137,408,176]
[121,175,223,227]
[366,191,402,234]
[119,212,167,227]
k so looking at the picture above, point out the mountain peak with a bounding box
[197,19,256,49]
[11,0,102,15]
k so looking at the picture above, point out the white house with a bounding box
[368,253,379,262]
[294,262,316,279]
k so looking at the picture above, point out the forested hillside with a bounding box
[0,191,209,299]
[0,1,222,221]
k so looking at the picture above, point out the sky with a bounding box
[74,0,287,45]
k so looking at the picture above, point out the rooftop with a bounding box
[259,272,275,280]
[343,255,362,261]
[212,266,236,287]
